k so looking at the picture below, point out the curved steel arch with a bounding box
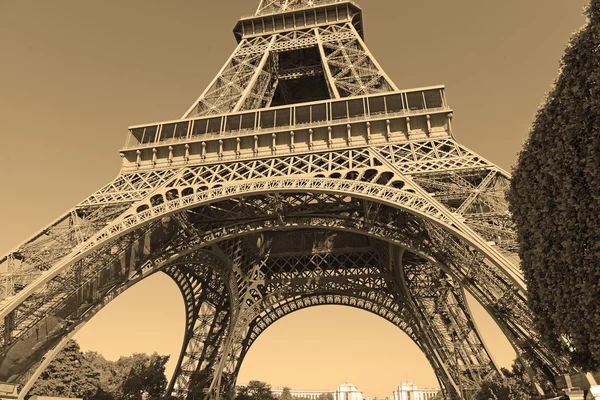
[1,175,524,324]
[230,294,439,385]
[13,249,231,398]
[1,187,568,399]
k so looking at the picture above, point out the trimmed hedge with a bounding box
[509,0,600,371]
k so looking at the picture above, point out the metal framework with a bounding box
[0,1,577,399]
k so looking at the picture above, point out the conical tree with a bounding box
[280,387,293,400]
[509,0,600,371]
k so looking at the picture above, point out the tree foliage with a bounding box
[473,360,547,400]
[120,353,170,399]
[317,393,334,400]
[508,0,600,371]
[29,340,171,400]
[29,340,100,399]
[280,387,294,400]
[235,381,276,400]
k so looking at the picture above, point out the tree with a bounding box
[235,381,275,400]
[317,393,334,400]
[86,351,123,399]
[473,376,508,400]
[29,340,101,399]
[27,339,172,400]
[85,351,170,399]
[472,360,543,400]
[235,386,254,400]
[500,360,541,399]
[508,0,600,370]
[120,353,170,399]
[281,387,293,400]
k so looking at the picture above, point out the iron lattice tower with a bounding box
[0,1,575,399]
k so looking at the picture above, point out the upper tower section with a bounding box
[121,1,452,172]
[234,0,364,41]
[255,0,353,16]
[182,0,396,119]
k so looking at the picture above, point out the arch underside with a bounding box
[0,143,570,399]
[164,227,501,399]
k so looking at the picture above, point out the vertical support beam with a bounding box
[182,40,246,119]
[4,312,14,344]
[314,28,341,99]
[347,22,399,92]
[233,35,278,112]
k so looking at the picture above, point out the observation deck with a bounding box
[234,1,363,41]
[121,86,453,172]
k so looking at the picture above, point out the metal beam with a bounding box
[314,28,341,99]
[232,35,278,112]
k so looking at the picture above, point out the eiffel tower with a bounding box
[0,1,577,399]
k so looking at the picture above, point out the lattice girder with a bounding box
[0,186,570,398]
[0,174,570,392]
[398,250,497,397]
[165,261,232,398]
[174,231,499,400]
[183,19,394,118]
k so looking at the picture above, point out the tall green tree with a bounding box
[29,340,100,399]
[509,0,600,371]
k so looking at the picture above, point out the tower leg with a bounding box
[166,264,231,399]
[393,246,499,400]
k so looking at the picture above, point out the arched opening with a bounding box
[238,306,437,399]
[376,171,394,185]
[10,186,552,398]
[182,187,194,197]
[72,272,186,381]
[360,169,378,182]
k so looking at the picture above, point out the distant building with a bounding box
[334,383,363,400]
[391,382,440,400]
[271,387,333,399]
[0,382,18,400]
[270,382,365,400]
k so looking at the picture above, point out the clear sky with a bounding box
[0,0,589,398]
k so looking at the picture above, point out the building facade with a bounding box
[391,382,440,400]
[271,387,333,399]
[334,383,363,400]
[257,382,364,399]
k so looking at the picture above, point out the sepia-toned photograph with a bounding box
[0,0,599,399]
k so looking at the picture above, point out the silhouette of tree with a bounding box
[509,0,600,370]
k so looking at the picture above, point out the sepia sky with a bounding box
[0,0,589,397]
